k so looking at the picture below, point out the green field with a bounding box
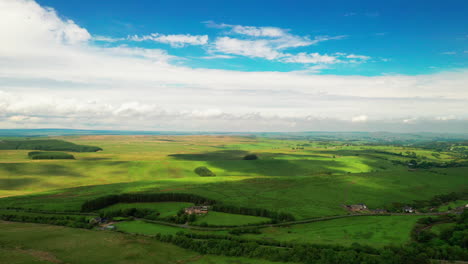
[434,200,468,212]
[243,215,425,247]
[0,135,465,220]
[193,211,271,226]
[0,135,467,263]
[115,220,189,235]
[0,221,290,264]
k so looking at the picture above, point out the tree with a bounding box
[194,166,216,176]
[243,154,258,160]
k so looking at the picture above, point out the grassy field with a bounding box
[0,135,466,263]
[115,220,189,235]
[0,221,291,264]
[434,200,468,212]
[0,136,466,220]
[193,211,271,226]
[242,215,425,247]
[115,215,423,247]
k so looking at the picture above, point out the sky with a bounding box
[0,0,467,132]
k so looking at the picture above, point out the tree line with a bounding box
[409,211,468,261]
[81,193,216,212]
[147,230,453,264]
[82,193,295,223]
[384,191,467,212]
[0,213,93,229]
[28,151,75,160]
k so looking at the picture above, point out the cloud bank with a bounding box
[0,0,468,132]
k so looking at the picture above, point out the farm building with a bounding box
[185,206,209,215]
[403,206,415,213]
[89,217,107,225]
[346,204,368,212]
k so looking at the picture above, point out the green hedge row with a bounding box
[28,151,75,160]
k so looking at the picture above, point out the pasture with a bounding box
[0,135,466,220]
[242,215,425,247]
[0,135,466,263]
[193,211,271,226]
[0,221,289,264]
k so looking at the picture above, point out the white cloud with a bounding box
[212,37,281,60]
[205,21,288,37]
[1,0,468,132]
[201,54,235,59]
[8,115,41,122]
[93,35,125,42]
[346,54,371,60]
[441,51,456,55]
[231,25,287,37]
[351,115,368,122]
[129,33,208,47]
[211,37,351,63]
[282,52,337,64]
[104,46,175,62]
[206,21,350,63]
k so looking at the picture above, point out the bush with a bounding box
[28,151,75,160]
[243,154,258,160]
[194,166,216,177]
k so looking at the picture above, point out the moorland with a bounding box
[0,132,467,264]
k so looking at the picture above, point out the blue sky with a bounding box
[36,0,468,75]
[0,0,467,132]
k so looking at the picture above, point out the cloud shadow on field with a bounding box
[0,178,39,190]
[169,150,361,176]
[0,163,83,177]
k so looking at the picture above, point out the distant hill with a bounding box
[1,129,468,144]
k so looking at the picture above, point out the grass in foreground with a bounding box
[0,221,291,264]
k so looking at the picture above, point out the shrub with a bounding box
[194,166,216,177]
[243,154,258,160]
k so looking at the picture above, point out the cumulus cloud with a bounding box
[230,25,287,38]
[129,33,208,47]
[206,21,351,64]
[346,54,371,60]
[205,21,288,37]
[282,53,338,64]
[1,0,468,132]
[212,37,281,60]
[351,115,368,122]
[93,35,125,42]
